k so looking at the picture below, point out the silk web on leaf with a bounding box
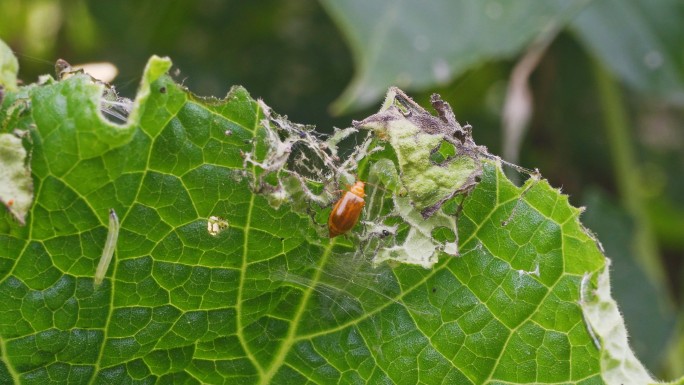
[242,87,484,268]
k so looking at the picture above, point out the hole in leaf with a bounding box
[429,139,457,165]
[99,87,132,124]
[441,196,461,216]
[207,216,230,236]
[431,226,456,243]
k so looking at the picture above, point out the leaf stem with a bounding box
[260,240,336,384]
[592,59,666,289]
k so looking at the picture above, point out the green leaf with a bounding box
[0,52,670,384]
[0,40,19,91]
[582,189,676,374]
[319,0,585,113]
[358,88,481,218]
[321,0,684,112]
[571,0,684,103]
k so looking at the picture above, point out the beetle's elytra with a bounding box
[328,181,366,238]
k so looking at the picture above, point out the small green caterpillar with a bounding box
[94,209,119,288]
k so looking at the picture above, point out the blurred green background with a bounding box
[2,0,683,380]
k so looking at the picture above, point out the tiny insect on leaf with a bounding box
[328,181,366,237]
[94,208,120,288]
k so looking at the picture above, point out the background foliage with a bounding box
[1,0,683,380]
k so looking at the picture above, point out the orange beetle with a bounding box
[328,181,366,238]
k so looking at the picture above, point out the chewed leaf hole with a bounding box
[440,196,462,216]
[100,94,132,124]
[431,226,456,243]
[56,58,133,125]
[207,216,230,236]
[429,139,457,165]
